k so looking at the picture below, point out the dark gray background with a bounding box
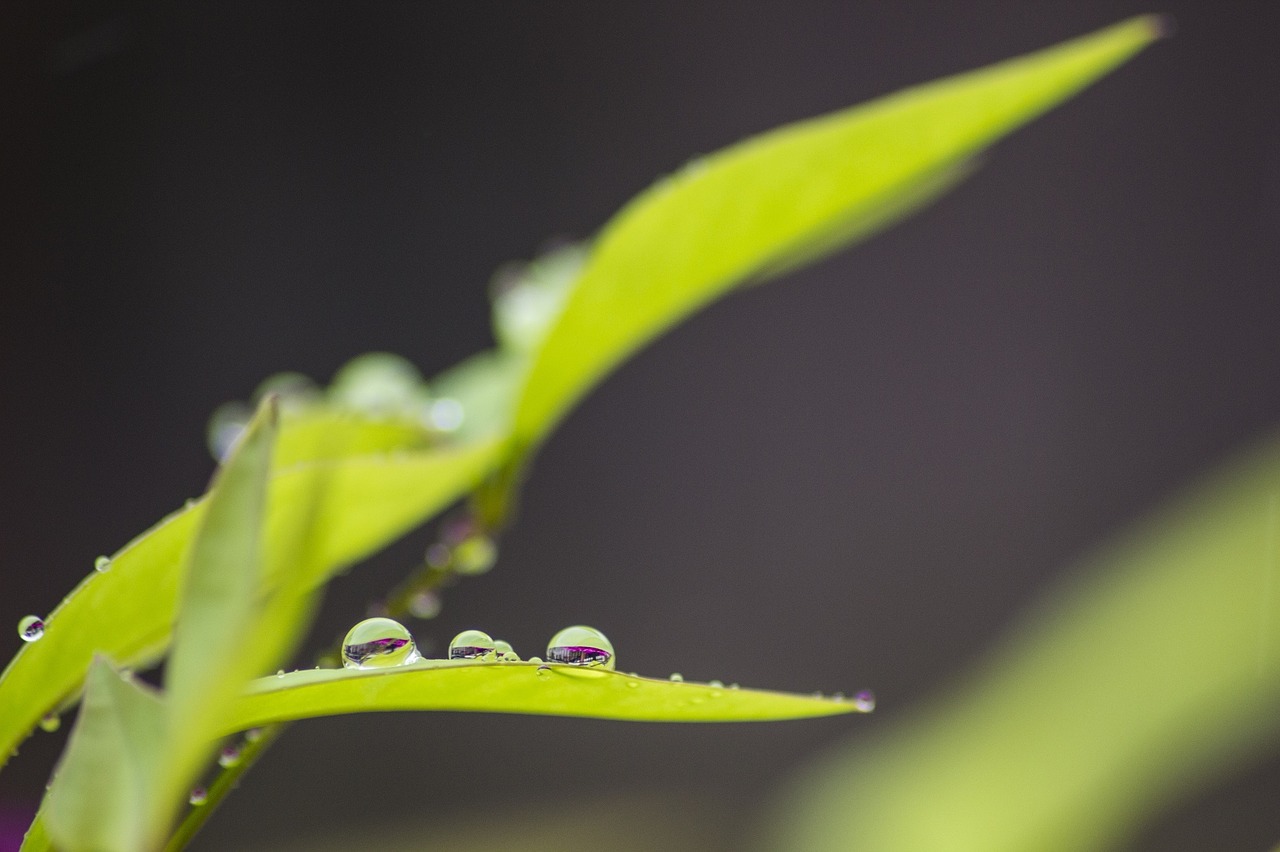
[2,1,1278,849]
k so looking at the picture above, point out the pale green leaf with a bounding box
[0,438,502,771]
[42,658,167,852]
[772,434,1280,852]
[511,16,1162,449]
[221,662,861,733]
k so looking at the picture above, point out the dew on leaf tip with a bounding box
[853,690,876,712]
[343,617,420,669]
[17,616,44,642]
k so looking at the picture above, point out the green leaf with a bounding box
[42,658,167,852]
[772,434,1280,852]
[0,437,503,772]
[510,16,1162,450]
[220,663,861,733]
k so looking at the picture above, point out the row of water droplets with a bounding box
[207,352,466,462]
[339,619,616,671]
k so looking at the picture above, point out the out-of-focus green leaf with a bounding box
[0,438,502,772]
[221,663,862,732]
[41,658,167,852]
[771,434,1280,852]
[510,16,1162,450]
[273,409,436,470]
[428,350,528,442]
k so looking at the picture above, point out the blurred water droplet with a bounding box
[449,629,496,660]
[528,656,542,664]
[245,728,262,743]
[407,590,442,619]
[546,625,614,669]
[853,690,876,712]
[275,670,285,678]
[708,680,724,688]
[440,513,477,546]
[189,787,208,806]
[253,372,319,410]
[329,353,422,414]
[426,398,465,432]
[669,673,684,682]
[218,745,241,768]
[39,713,60,733]
[453,534,497,576]
[424,542,451,569]
[206,401,252,461]
[626,680,640,689]
[94,555,111,573]
[728,683,740,690]
[17,616,44,642]
[342,617,420,669]
[493,640,521,661]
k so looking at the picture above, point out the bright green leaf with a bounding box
[42,658,168,852]
[772,434,1280,852]
[220,662,861,733]
[0,437,502,772]
[511,16,1162,450]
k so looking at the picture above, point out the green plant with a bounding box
[0,17,1165,851]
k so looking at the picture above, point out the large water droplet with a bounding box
[493,640,520,661]
[218,745,242,768]
[407,590,442,619]
[329,353,422,414]
[188,787,208,806]
[39,714,60,733]
[448,629,496,660]
[206,401,252,461]
[452,534,497,576]
[853,690,876,712]
[342,617,420,669]
[545,625,614,669]
[94,555,111,573]
[17,616,44,643]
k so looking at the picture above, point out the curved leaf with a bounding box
[772,434,1280,852]
[0,438,502,771]
[511,16,1162,450]
[221,662,863,732]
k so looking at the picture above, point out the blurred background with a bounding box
[2,1,1278,849]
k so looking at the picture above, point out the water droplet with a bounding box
[545,625,615,669]
[206,401,252,461]
[453,534,497,576]
[535,665,551,678]
[424,543,451,569]
[449,629,496,660]
[426,398,465,432]
[853,690,876,712]
[728,683,740,690]
[253,371,319,410]
[669,673,683,682]
[708,680,724,689]
[342,617,420,669]
[39,713,60,733]
[218,745,241,768]
[493,640,521,661]
[528,656,542,664]
[275,670,285,678]
[407,590,442,619]
[94,555,111,573]
[245,728,262,743]
[626,680,640,689]
[188,787,208,806]
[329,353,422,414]
[18,616,44,643]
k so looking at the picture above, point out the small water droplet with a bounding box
[342,617,420,669]
[493,639,521,661]
[189,787,208,806]
[728,683,739,690]
[448,629,496,660]
[275,670,285,678]
[39,713,60,733]
[17,616,44,643]
[206,401,251,461]
[853,689,876,712]
[452,535,497,576]
[528,656,542,664]
[535,665,551,678]
[708,680,724,688]
[218,745,242,768]
[94,555,112,573]
[329,353,423,414]
[545,625,615,669]
[245,728,262,743]
[832,691,846,701]
[626,680,640,689]
[407,590,442,619]
[426,398,465,432]
[669,673,684,682]
[253,371,319,410]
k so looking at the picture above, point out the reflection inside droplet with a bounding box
[545,625,615,669]
[448,629,496,660]
[853,689,876,712]
[17,616,44,643]
[342,617,420,669]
